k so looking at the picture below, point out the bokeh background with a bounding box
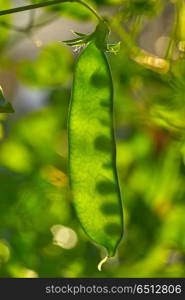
[0,0,185,278]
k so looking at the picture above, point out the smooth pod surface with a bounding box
[68,42,123,257]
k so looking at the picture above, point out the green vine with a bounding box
[0,0,102,21]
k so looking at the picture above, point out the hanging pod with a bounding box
[68,41,123,260]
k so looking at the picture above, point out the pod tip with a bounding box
[97,255,108,271]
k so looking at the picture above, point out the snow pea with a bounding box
[68,42,123,259]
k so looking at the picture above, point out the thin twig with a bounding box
[0,0,102,21]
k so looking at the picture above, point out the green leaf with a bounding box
[63,37,86,46]
[63,21,111,51]
[0,87,14,113]
[107,42,121,54]
[68,42,123,257]
[72,31,87,37]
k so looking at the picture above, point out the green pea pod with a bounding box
[68,42,123,259]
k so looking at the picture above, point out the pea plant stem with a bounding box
[0,0,102,21]
[165,1,179,60]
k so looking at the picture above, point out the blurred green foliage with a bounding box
[0,0,185,278]
[18,44,73,87]
[121,0,163,17]
[0,0,11,46]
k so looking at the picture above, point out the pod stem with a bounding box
[97,255,109,272]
